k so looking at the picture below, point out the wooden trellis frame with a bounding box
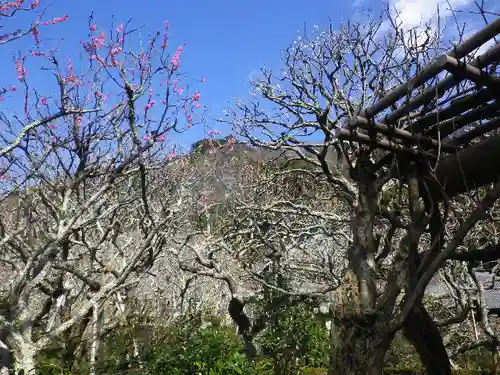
[337,18,500,199]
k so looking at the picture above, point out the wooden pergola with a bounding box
[337,18,500,199]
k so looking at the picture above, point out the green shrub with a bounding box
[298,368,490,375]
[34,312,263,375]
[255,300,330,370]
[300,367,328,375]
[32,307,496,375]
[383,368,424,375]
[96,312,262,375]
[34,361,74,375]
[452,370,490,375]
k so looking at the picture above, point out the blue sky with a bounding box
[1,0,497,152]
[0,0,364,150]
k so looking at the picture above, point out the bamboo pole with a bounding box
[425,101,500,139]
[359,18,500,119]
[444,55,500,88]
[412,88,497,133]
[360,54,449,118]
[336,127,438,160]
[348,116,457,153]
[449,117,500,146]
[384,43,500,126]
[426,133,500,200]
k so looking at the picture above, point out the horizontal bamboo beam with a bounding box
[348,116,457,153]
[360,55,449,118]
[384,133,500,200]
[366,92,499,173]
[412,88,497,134]
[424,101,500,139]
[359,18,500,119]
[447,17,500,59]
[336,128,437,160]
[427,132,500,200]
[448,117,500,146]
[385,43,500,126]
[444,55,500,88]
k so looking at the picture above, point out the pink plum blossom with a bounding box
[43,15,69,26]
[167,151,177,161]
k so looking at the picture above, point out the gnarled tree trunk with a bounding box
[328,153,389,375]
[228,297,258,359]
[403,184,451,375]
[12,339,37,375]
[1,324,38,375]
[16,345,36,375]
[0,338,12,375]
[403,302,451,375]
[329,312,392,375]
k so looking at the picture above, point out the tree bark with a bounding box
[2,326,38,375]
[329,314,391,375]
[89,302,101,375]
[0,338,12,375]
[228,297,258,359]
[61,310,92,371]
[403,302,451,375]
[13,341,37,375]
[402,170,451,375]
[328,153,388,375]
